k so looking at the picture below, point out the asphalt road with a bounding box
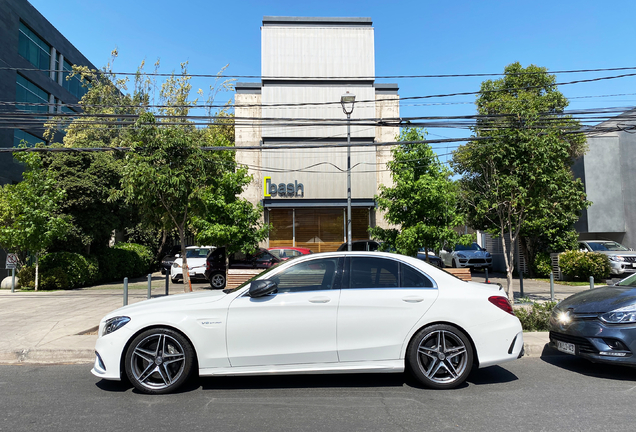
[1,355,636,432]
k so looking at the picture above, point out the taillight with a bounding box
[488,296,514,315]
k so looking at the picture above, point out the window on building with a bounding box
[18,22,51,75]
[16,74,49,114]
[13,129,44,148]
[62,59,88,100]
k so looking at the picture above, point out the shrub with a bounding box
[95,243,153,282]
[558,250,610,281]
[514,301,558,331]
[114,243,154,275]
[40,267,70,290]
[41,252,99,289]
[532,252,553,278]
[17,265,35,289]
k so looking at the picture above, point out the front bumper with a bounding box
[549,318,636,366]
[91,327,134,381]
[456,258,493,269]
[609,260,636,276]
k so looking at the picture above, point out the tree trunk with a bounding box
[34,252,39,292]
[178,226,192,293]
[500,227,515,302]
[155,229,168,263]
[519,236,535,278]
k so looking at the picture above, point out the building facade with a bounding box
[573,108,636,248]
[235,16,399,252]
[0,0,96,185]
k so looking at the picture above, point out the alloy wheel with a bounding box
[129,333,187,392]
[415,329,469,386]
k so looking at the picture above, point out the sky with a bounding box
[28,0,636,160]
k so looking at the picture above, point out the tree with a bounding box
[452,62,587,299]
[370,128,470,257]
[0,149,71,290]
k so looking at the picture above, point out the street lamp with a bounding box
[341,91,356,252]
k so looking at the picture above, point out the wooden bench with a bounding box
[226,269,264,289]
[443,268,472,282]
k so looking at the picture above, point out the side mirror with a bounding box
[249,279,278,298]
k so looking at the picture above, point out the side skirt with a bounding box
[199,360,404,377]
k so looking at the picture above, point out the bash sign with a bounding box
[264,176,304,198]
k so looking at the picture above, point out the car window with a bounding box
[254,250,276,263]
[368,242,379,251]
[352,242,366,251]
[349,257,398,289]
[455,243,481,252]
[186,248,211,258]
[269,250,282,259]
[401,263,434,288]
[271,258,339,293]
[231,252,247,263]
[588,242,629,252]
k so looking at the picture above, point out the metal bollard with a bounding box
[123,277,128,306]
[590,276,594,290]
[519,268,524,298]
[485,268,489,284]
[11,268,15,293]
[550,273,554,301]
[147,274,152,299]
[165,271,169,296]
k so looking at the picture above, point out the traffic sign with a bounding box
[5,253,18,270]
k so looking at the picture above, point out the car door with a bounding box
[226,257,343,367]
[337,256,438,362]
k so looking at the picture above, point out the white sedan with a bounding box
[170,246,215,283]
[92,252,523,394]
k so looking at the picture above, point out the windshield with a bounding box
[455,243,482,252]
[185,248,212,258]
[617,273,636,287]
[587,242,629,252]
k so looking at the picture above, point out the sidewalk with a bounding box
[0,271,576,365]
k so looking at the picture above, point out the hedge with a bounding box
[95,243,153,282]
[514,301,558,331]
[558,250,611,281]
[41,252,99,288]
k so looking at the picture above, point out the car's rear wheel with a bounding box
[124,328,194,394]
[209,272,226,289]
[407,324,473,389]
[451,259,457,268]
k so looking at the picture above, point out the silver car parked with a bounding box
[578,240,636,276]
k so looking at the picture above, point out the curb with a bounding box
[0,349,94,364]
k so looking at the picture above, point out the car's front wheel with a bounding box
[124,328,195,394]
[407,324,473,389]
[209,272,226,289]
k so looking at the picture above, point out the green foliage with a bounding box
[17,265,35,289]
[96,243,153,282]
[40,267,70,290]
[40,252,99,288]
[514,301,558,331]
[113,242,154,276]
[532,252,553,278]
[370,128,470,256]
[452,62,588,296]
[558,250,610,281]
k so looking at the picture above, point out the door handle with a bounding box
[309,296,331,303]
[402,296,424,303]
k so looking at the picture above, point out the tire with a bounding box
[451,259,457,268]
[124,327,195,395]
[407,324,473,389]
[209,272,226,289]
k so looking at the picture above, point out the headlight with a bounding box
[600,305,636,324]
[102,316,130,336]
[485,252,491,257]
[173,262,181,268]
[608,255,624,262]
[456,253,466,258]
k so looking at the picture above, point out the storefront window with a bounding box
[269,207,371,253]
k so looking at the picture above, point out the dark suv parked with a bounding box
[205,247,280,289]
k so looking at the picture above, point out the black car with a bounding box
[336,240,380,252]
[549,273,636,366]
[416,250,444,268]
[205,247,280,289]
[160,245,183,275]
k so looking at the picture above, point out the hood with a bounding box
[104,290,227,319]
[556,287,636,314]
[592,250,636,257]
[455,250,490,258]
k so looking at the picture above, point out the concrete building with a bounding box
[0,0,97,186]
[235,16,399,252]
[574,108,636,248]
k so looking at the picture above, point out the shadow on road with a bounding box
[541,354,636,382]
